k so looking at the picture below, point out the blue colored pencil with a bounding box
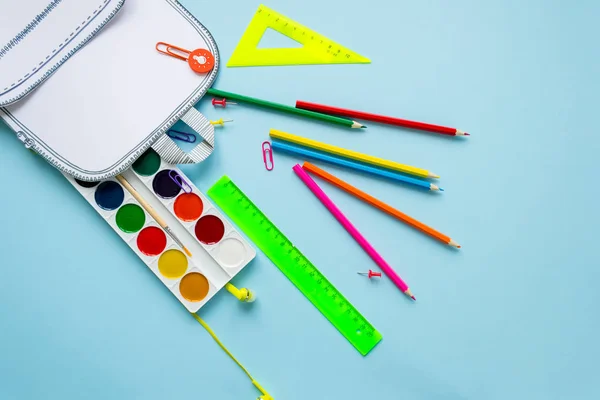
[270,141,442,192]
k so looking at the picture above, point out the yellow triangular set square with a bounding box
[227,4,371,67]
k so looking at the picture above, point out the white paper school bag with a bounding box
[0,0,219,181]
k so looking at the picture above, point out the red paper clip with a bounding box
[156,42,215,73]
[262,141,274,171]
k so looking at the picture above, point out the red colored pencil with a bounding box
[295,100,469,137]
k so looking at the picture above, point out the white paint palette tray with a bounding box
[65,149,256,313]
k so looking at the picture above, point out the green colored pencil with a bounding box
[207,88,366,129]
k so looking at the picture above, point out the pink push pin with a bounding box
[357,270,382,279]
[212,98,237,107]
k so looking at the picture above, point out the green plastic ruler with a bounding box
[208,176,382,355]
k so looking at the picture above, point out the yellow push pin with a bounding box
[210,118,234,127]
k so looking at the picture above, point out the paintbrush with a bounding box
[116,175,192,257]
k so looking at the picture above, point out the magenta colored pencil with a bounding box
[292,164,415,301]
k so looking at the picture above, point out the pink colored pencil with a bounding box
[292,164,415,301]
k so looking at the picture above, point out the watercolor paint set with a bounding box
[65,149,256,313]
[130,149,256,273]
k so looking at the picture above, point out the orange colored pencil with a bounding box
[302,162,461,248]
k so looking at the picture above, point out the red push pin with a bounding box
[212,98,237,107]
[357,270,382,279]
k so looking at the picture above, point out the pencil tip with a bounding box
[448,239,461,248]
[439,188,444,192]
[360,125,367,129]
[464,132,470,136]
[411,296,416,301]
[184,247,193,257]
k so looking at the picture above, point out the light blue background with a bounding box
[1,1,599,399]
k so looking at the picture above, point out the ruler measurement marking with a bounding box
[209,177,381,355]
[257,5,357,59]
